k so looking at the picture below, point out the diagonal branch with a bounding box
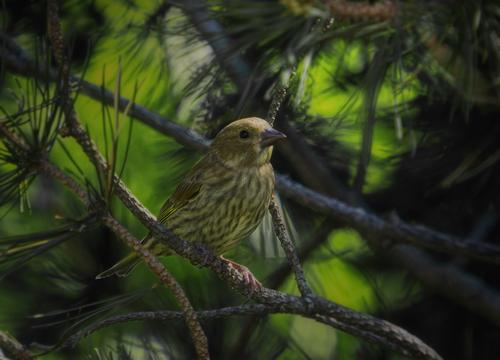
[388,245,500,327]
[102,216,210,359]
[269,198,312,297]
[0,331,34,360]
[276,176,500,263]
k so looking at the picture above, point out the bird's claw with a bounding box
[221,257,261,295]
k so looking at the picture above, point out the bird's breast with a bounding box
[166,164,275,254]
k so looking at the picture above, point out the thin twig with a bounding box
[64,304,271,348]
[267,87,288,126]
[269,198,312,297]
[264,18,333,297]
[230,221,334,357]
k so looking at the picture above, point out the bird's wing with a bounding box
[157,157,208,224]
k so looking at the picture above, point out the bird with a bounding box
[96,117,286,290]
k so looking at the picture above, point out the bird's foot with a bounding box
[220,256,261,294]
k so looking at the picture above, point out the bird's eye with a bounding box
[239,130,250,139]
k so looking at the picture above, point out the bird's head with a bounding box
[211,117,286,168]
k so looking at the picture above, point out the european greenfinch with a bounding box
[97,117,286,289]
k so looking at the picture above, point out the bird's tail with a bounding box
[96,252,141,279]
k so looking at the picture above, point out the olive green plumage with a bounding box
[97,117,286,279]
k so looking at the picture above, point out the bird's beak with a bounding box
[260,128,287,147]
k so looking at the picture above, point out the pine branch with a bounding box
[230,221,334,357]
[63,303,395,353]
[269,198,312,297]
[64,304,271,348]
[388,245,500,327]
[277,176,500,263]
[40,162,210,359]
[65,296,437,359]
[1,90,441,359]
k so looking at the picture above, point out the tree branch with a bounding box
[0,331,34,360]
[277,176,500,263]
[64,304,272,348]
[387,245,500,327]
[230,221,335,357]
[64,303,397,354]
[65,298,432,359]
[269,198,312,297]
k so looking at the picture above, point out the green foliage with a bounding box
[0,0,499,359]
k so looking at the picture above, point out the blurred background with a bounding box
[0,0,499,359]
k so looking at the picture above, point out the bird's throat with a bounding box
[258,146,273,166]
